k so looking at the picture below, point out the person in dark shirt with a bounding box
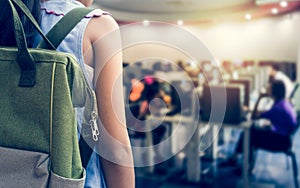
[224,80,297,170]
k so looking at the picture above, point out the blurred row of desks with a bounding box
[144,113,253,188]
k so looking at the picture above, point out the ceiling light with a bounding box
[280,1,288,7]
[245,14,252,20]
[272,8,278,14]
[177,20,184,26]
[143,20,150,26]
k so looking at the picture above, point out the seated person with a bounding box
[131,77,168,166]
[224,80,298,170]
[160,82,181,116]
[129,77,167,140]
[269,64,294,99]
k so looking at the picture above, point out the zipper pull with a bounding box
[89,111,99,141]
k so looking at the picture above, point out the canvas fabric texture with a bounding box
[0,0,98,187]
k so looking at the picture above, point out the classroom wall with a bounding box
[122,11,300,64]
[186,11,300,62]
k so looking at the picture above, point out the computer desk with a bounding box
[143,89,200,178]
[142,89,270,188]
[143,114,253,187]
[204,119,253,188]
[143,113,200,178]
[202,96,273,188]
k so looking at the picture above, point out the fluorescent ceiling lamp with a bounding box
[272,8,278,14]
[245,13,252,20]
[143,20,150,26]
[177,20,184,26]
[280,1,288,7]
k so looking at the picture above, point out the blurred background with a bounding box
[93,0,300,187]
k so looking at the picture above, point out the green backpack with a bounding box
[0,0,98,187]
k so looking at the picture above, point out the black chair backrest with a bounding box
[289,83,299,100]
[289,113,300,143]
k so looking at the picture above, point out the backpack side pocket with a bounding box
[0,146,50,188]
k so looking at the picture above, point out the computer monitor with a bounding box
[201,83,245,124]
[238,71,260,92]
[257,67,270,89]
[169,80,193,115]
[229,78,252,107]
[279,62,297,81]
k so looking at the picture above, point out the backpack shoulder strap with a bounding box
[37,7,95,49]
[37,7,97,169]
[37,8,94,168]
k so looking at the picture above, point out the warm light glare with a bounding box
[280,1,288,7]
[143,20,150,26]
[232,71,239,80]
[177,19,184,26]
[272,8,278,14]
[245,13,252,20]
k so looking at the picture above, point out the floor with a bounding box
[133,127,300,188]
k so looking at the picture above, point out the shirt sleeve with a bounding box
[260,106,276,120]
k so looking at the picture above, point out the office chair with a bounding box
[249,113,300,188]
[289,83,299,105]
